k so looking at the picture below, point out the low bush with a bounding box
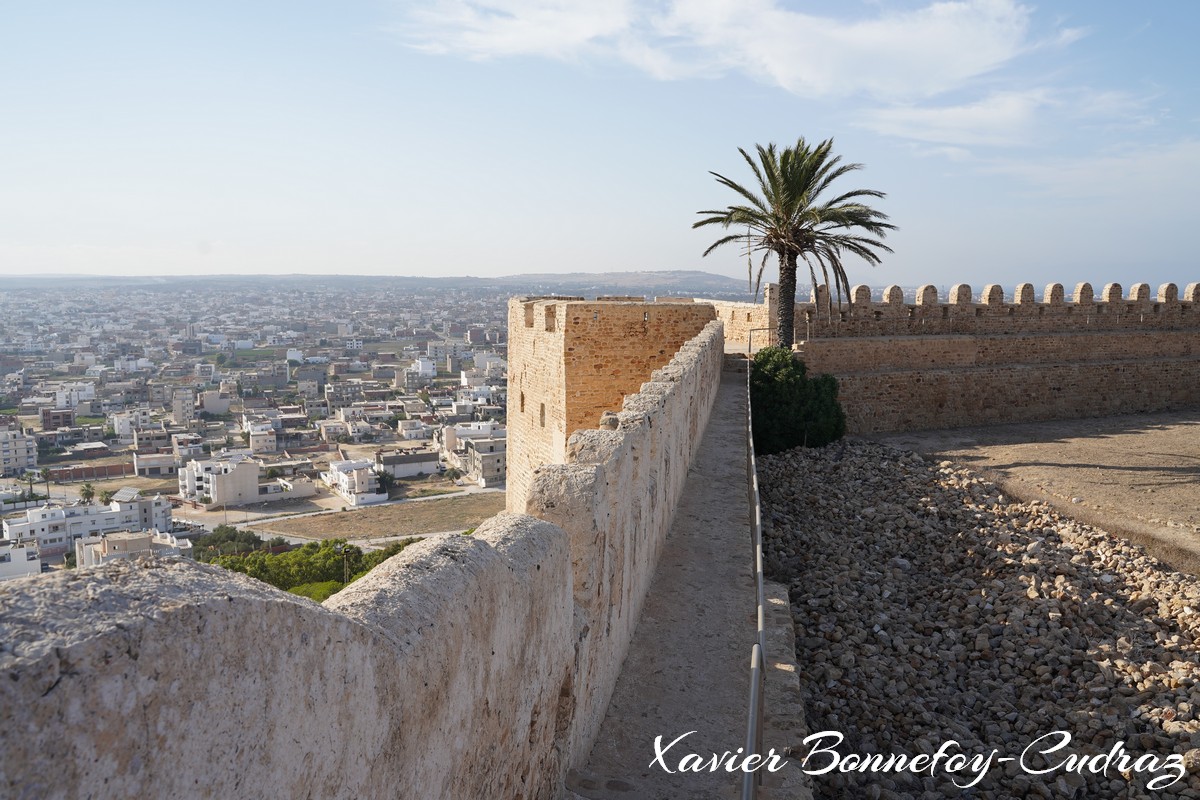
[749,346,845,454]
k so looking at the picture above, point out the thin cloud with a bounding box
[856,87,1157,150]
[856,90,1053,147]
[984,138,1200,198]
[399,0,1048,102]
[403,0,637,61]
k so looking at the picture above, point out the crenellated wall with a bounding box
[797,281,1200,338]
[790,280,1200,433]
[0,312,726,800]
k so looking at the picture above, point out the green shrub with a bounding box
[288,580,344,602]
[749,346,845,454]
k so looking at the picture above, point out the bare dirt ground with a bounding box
[869,408,1200,575]
[247,492,506,540]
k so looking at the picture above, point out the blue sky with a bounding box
[1,0,1197,293]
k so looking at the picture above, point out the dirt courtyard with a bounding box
[869,409,1200,575]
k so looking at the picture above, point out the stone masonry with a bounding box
[751,280,1200,434]
[506,297,715,512]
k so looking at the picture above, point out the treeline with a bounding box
[194,525,418,602]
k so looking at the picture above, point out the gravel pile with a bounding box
[759,440,1200,800]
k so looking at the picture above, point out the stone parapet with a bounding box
[1,514,573,799]
[796,281,1200,339]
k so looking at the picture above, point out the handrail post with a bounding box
[741,350,772,800]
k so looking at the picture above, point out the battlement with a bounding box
[785,279,1200,433]
[798,281,1200,338]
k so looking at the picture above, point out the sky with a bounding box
[1,0,1197,293]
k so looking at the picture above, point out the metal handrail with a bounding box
[740,353,769,800]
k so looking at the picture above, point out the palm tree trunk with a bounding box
[777,251,798,348]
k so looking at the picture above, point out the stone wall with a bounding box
[523,319,725,764]
[797,281,1200,339]
[702,284,777,351]
[787,280,1200,433]
[1,514,573,799]
[507,297,716,512]
[1,316,727,800]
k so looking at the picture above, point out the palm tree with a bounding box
[694,137,895,347]
[39,467,50,501]
[80,482,96,503]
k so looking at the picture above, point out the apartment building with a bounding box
[109,406,153,442]
[1,489,172,557]
[463,437,506,488]
[54,381,96,409]
[40,407,76,430]
[0,428,37,477]
[172,388,196,425]
[177,453,259,507]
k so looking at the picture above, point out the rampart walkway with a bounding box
[568,366,809,799]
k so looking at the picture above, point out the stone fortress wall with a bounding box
[702,285,778,350]
[742,280,1200,434]
[506,296,716,511]
[0,305,726,799]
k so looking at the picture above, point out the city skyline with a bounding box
[2,1,1197,291]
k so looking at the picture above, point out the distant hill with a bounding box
[492,270,747,293]
[3,270,758,298]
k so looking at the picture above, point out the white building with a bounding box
[248,425,277,455]
[460,369,486,388]
[320,460,387,506]
[0,429,37,477]
[0,540,42,582]
[177,453,260,507]
[1,489,173,557]
[396,419,430,440]
[443,420,505,449]
[54,381,96,409]
[75,530,193,568]
[411,357,436,378]
[109,406,154,442]
[458,384,499,404]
